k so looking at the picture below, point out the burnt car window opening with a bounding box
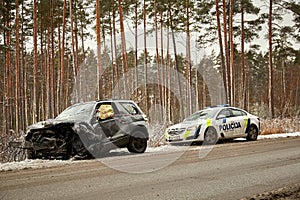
[97,104,115,120]
[56,103,95,121]
[116,102,141,115]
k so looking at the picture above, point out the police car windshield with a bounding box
[183,109,216,122]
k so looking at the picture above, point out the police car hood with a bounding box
[168,118,206,130]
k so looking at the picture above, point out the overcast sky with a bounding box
[85,1,298,66]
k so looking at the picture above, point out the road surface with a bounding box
[1,137,300,200]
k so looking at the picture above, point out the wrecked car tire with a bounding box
[27,150,51,160]
[127,129,148,153]
[27,150,36,159]
[71,135,92,159]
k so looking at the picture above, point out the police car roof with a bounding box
[205,104,230,109]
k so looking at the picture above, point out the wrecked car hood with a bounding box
[27,119,76,130]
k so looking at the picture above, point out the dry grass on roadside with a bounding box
[260,118,300,135]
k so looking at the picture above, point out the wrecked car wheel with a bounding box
[71,135,92,159]
[27,150,49,159]
[27,150,36,159]
[127,129,147,153]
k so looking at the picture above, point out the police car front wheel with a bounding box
[204,127,218,145]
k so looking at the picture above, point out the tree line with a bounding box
[0,0,299,158]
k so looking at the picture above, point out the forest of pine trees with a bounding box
[0,0,299,161]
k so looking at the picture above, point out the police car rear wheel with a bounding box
[246,125,258,141]
[204,127,218,145]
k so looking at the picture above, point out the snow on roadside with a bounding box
[258,132,300,139]
[1,132,300,172]
[146,143,190,152]
[0,159,73,172]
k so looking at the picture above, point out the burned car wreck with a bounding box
[11,100,149,159]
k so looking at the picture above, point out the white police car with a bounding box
[165,105,260,144]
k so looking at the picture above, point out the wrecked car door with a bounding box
[112,101,145,134]
[95,103,121,139]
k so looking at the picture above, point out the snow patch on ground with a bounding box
[1,132,299,172]
[0,159,73,172]
[258,132,300,139]
[146,144,190,152]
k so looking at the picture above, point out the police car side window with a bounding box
[231,109,246,117]
[217,109,231,119]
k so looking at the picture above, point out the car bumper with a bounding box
[9,140,56,150]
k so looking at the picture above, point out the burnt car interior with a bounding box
[95,103,120,138]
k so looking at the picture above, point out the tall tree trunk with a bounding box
[216,0,226,103]
[118,0,128,97]
[70,0,78,102]
[40,32,44,120]
[295,78,299,114]
[134,1,138,90]
[4,2,13,134]
[268,0,274,118]
[50,0,55,117]
[15,0,20,132]
[186,0,192,116]
[33,0,38,123]
[241,0,247,109]
[109,14,115,92]
[143,0,148,112]
[96,0,102,99]
[229,0,235,106]
[160,11,166,122]
[74,4,80,101]
[222,0,230,104]
[166,16,171,123]
[57,23,61,113]
[203,60,207,107]
[282,60,286,108]
[170,10,184,120]
[113,7,120,97]
[21,0,28,130]
[103,33,111,98]
[60,0,67,109]
[46,29,51,119]
[80,20,85,56]
[155,0,161,116]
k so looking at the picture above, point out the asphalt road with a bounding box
[1,137,300,200]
